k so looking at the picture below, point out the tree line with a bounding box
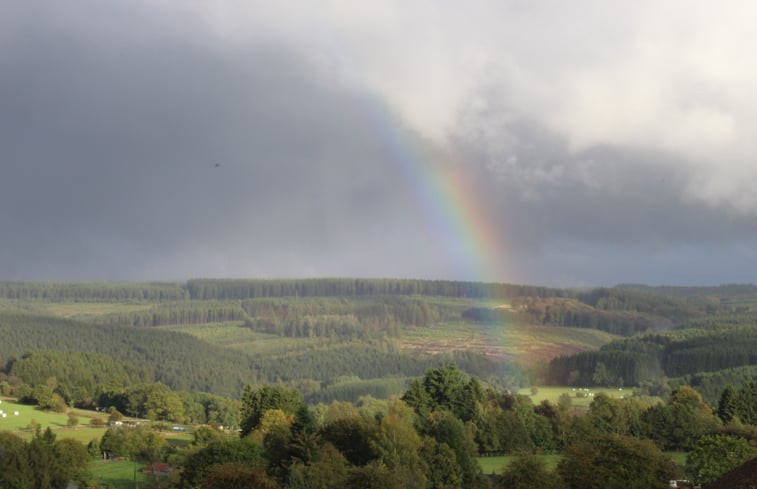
[240,296,458,338]
[95,300,248,327]
[0,281,187,301]
[510,297,656,336]
[186,278,564,300]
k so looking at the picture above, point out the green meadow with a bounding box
[0,299,153,319]
[161,321,289,353]
[0,397,112,441]
[516,386,638,408]
[0,397,72,430]
[477,452,686,475]
[91,459,147,489]
[477,454,563,474]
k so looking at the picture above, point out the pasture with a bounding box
[0,299,153,320]
[478,454,563,474]
[161,321,289,353]
[38,301,154,320]
[0,397,113,441]
[91,459,147,489]
[0,397,71,430]
[516,386,637,408]
[477,452,685,475]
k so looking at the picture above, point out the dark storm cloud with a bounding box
[0,2,447,280]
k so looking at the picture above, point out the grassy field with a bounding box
[161,321,291,353]
[0,397,117,442]
[38,301,155,320]
[668,451,687,467]
[91,459,147,489]
[0,299,154,320]
[478,454,563,474]
[478,452,686,475]
[516,386,639,408]
[0,397,67,430]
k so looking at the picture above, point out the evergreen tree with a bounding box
[734,381,757,425]
[717,384,738,423]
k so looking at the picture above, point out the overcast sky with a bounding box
[3,0,757,287]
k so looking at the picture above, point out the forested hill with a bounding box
[0,312,255,397]
[1,278,755,404]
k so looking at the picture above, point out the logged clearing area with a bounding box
[398,321,619,366]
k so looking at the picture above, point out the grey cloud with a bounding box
[451,104,757,285]
[0,4,453,281]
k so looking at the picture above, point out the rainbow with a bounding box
[370,100,508,284]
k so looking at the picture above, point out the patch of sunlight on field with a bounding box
[516,386,653,409]
[518,386,662,409]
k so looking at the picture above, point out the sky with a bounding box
[2,0,757,287]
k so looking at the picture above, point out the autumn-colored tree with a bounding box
[642,386,721,450]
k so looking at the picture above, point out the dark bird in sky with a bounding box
[214,163,220,168]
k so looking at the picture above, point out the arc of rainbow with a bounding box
[371,101,507,286]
